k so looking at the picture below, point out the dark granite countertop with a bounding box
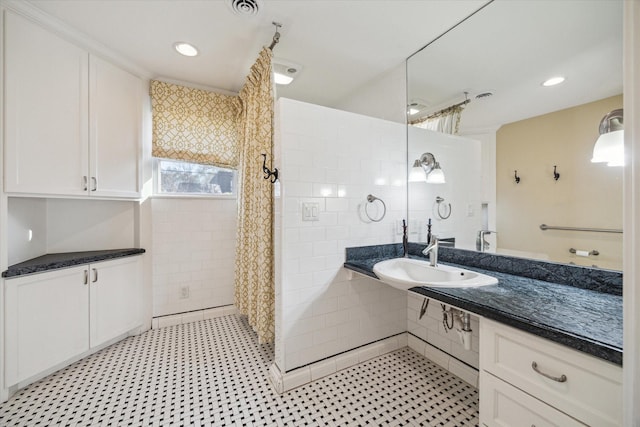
[2,248,146,278]
[344,244,623,366]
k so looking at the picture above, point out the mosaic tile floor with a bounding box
[0,315,479,426]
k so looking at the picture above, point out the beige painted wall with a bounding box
[496,95,623,270]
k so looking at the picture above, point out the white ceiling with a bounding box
[408,0,623,132]
[26,0,487,108]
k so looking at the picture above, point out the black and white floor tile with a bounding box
[0,315,479,426]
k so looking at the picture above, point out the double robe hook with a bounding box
[261,154,278,183]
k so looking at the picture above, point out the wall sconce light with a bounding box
[591,108,624,167]
[409,159,426,182]
[409,153,446,184]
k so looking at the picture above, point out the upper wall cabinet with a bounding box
[4,11,142,199]
[89,55,142,198]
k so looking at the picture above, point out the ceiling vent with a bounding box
[475,91,494,100]
[228,0,261,16]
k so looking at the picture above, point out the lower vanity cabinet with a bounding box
[480,371,585,427]
[5,266,90,386]
[5,256,142,387]
[89,256,142,348]
[479,318,622,427]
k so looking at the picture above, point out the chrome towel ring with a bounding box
[365,194,386,222]
[435,196,451,220]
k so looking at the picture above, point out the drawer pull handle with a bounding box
[531,361,567,383]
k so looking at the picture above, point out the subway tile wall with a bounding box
[151,198,237,317]
[407,291,480,379]
[274,98,408,372]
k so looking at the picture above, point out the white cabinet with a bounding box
[4,11,89,197]
[480,371,586,427]
[5,266,89,386]
[4,256,143,387]
[4,11,141,199]
[89,257,142,348]
[479,318,622,427]
[89,55,142,199]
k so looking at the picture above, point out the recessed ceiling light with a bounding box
[274,73,294,85]
[174,42,198,57]
[542,76,565,87]
[273,59,302,85]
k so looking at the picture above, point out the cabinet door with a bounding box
[4,11,89,196]
[479,371,586,427]
[5,267,90,386]
[89,55,142,198]
[89,256,142,348]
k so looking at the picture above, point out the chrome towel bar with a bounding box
[540,224,622,234]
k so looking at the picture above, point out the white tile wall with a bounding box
[274,98,408,372]
[407,291,480,386]
[151,198,237,317]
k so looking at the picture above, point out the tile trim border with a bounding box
[407,332,479,388]
[151,305,237,329]
[269,333,408,394]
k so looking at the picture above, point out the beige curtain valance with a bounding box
[150,80,241,168]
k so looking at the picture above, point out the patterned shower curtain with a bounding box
[234,47,275,344]
[410,103,467,135]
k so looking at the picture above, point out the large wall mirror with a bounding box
[406,0,623,270]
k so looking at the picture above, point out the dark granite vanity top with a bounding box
[344,243,623,366]
[2,248,146,278]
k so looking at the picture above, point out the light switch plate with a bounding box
[302,202,320,221]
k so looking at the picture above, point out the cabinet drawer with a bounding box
[480,371,586,427]
[480,319,621,427]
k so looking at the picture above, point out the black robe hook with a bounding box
[261,154,279,183]
[514,170,521,184]
[553,165,560,181]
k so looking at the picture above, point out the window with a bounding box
[155,158,236,196]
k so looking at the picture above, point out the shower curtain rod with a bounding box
[423,98,470,120]
[269,22,282,50]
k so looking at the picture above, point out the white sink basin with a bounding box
[373,257,498,291]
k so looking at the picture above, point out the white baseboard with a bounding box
[151,305,237,329]
[269,333,408,394]
[407,333,479,387]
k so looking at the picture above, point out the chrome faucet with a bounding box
[476,230,496,252]
[422,237,439,267]
[402,219,409,257]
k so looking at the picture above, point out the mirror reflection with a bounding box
[406,0,623,270]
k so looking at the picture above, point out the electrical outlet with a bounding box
[179,286,190,299]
